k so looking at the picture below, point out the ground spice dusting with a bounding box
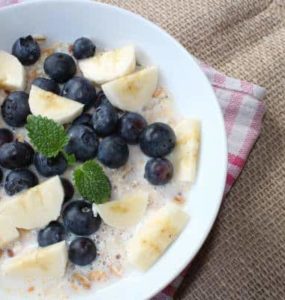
[27,69,38,82]
[68,45,73,53]
[153,87,164,98]
[173,193,185,204]
[7,249,14,257]
[27,286,35,293]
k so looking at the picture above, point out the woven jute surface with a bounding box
[98,0,285,299]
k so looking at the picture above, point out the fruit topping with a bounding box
[97,135,129,169]
[12,35,40,66]
[139,122,176,157]
[4,169,38,196]
[72,37,96,60]
[1,91,30,127]
[44,52,76,83]
[63,200,101,236]
[65,125,99,162]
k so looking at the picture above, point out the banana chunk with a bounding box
[29,85,84,124]
[96,191,149,229]
[0,176,64,230]
[172,119,201,183]
[0,51,26,91]
[0,216,19,249]
[102,66,158,112]
[128,202,189,271]
[1,241,68,280]
[79,45,136,84]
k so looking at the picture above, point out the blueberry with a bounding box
[0,129,13,147]
[72,113,92,127]
[62,77,96,108]
[38,221,65,247]
[62,200,101,236]
[68,237,97,266]
[97,135,129,169]
[4,169,38,196]
[139,123,176,157]
[72,37,95,60]
[34,153,67,177]
[60,177,74,202]
[144,158,173,185]
[92,103,118,137]
[0,168,3,183]
[12,35,40,66]
[44,53,76,83]
[32,77,60,94]
[118,112,147,145]
[65,125,99,162]
[94,91,111,108]
[0,141,34,169]
[1,92,30,127]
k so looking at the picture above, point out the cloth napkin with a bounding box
[0,0,266,299]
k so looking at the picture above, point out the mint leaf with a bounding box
[26,115,69,158]
[73,160,111,204]
[62,151,76,165]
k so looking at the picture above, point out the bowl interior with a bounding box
[0,1,227,299]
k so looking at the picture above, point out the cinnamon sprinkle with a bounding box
[153,87,164,98]
[7,249,14,257]
[27,286,35,293]
[27,69,38,82]
[173,194,185,204]
[68,45,73,54]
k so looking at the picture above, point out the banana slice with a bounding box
[96,191,149,229]
[0,176,64,230]
[0,216,19,249]
[1,241,68,280]
[79,45,136,84]
[29,85,84,124]
[128,202,189,271]
[0,51,26,91]
[102,66,158,112]
[172,119,201,183]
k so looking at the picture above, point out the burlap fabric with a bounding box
[97,0,285,299]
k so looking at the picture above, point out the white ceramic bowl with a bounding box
[0,1,227,299]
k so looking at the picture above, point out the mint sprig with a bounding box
[73,160,111,204]
[63,152,76,165]
[26,115,68,158]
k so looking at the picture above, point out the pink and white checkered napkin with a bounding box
[0,0,267,299]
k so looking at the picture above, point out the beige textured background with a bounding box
[97,1,285,299]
